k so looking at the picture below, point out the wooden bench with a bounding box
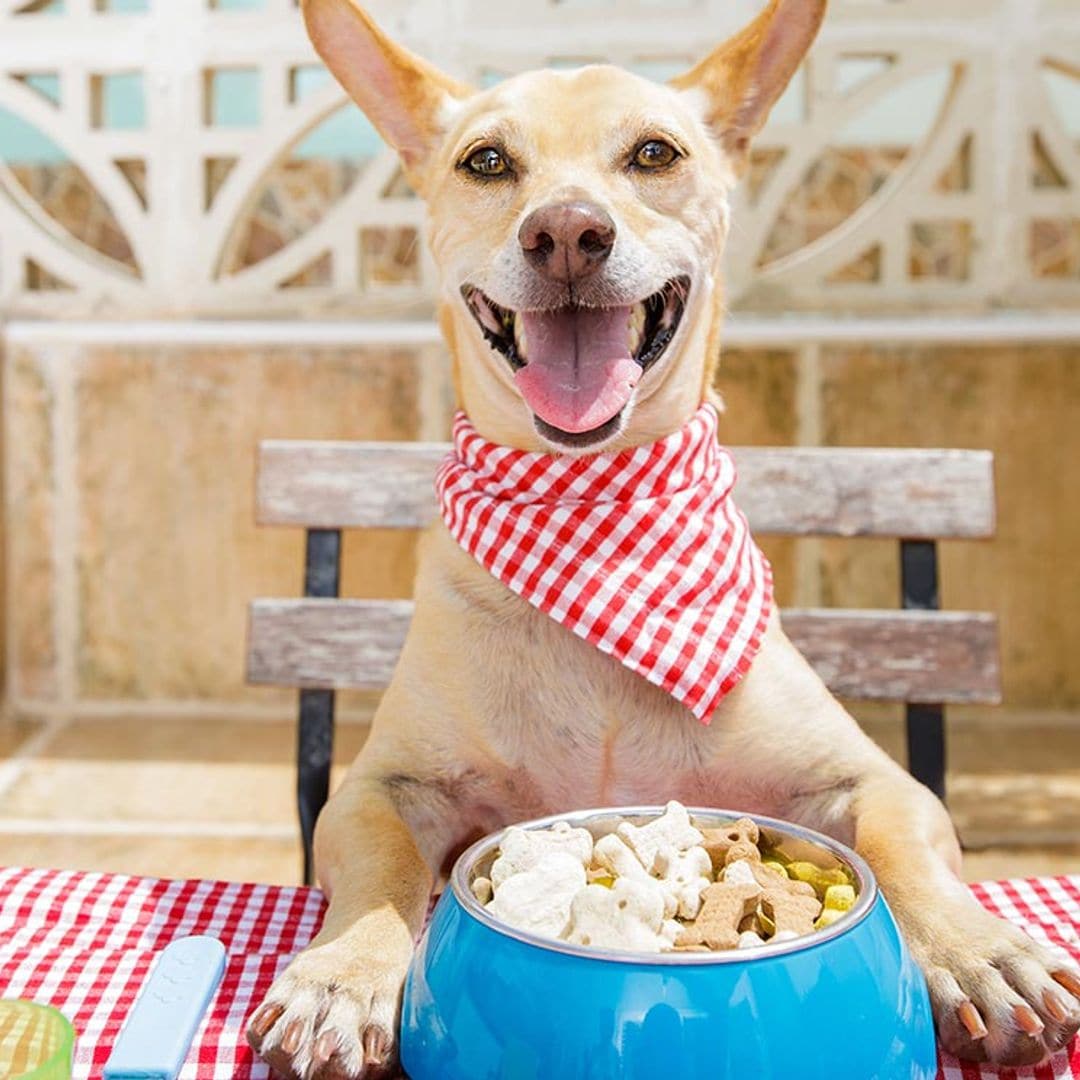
[247,442,1001,883]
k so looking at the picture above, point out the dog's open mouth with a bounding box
[462,276,690,446]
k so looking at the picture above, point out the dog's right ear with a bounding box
[669,0,826,173]
[302,0,470,190]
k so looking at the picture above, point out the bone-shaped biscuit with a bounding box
[738,929,765,949]
[700,817,759,874]
[759,885,822,938]
[487,851,586,939]
[565,877,672,953]
[653,844,713,919]
[676,881,762,950]
[593,832,652,881]
[470,875,493,904]
[722,848,813,894]
[615,801,704,873]
[490,821,593,888]
[594,833,679,918]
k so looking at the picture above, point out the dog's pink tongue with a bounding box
[515,305,640,434]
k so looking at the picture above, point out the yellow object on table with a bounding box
[0,1000,75,1080]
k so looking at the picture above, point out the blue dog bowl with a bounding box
[401,807,936,1079]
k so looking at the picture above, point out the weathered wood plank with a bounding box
[256,441,995,539]
[247,600,1001,704]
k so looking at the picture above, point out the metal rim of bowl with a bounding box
[449,806,878,966]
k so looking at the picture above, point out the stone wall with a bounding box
[4,333,1079,723]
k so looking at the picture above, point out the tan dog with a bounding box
[248,1,1080,1076]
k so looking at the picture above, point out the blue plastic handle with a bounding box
[103,935,226,1080]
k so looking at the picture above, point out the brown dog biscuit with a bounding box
[747,861,814,892]
[676,881,761,951]
[700,818,759,874]
[760,886,822,937]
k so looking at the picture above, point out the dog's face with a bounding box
[304,0,825,452]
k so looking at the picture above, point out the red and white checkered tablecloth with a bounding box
[1,865,1077,1079]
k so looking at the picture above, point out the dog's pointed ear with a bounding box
[302,0,471,186]
[669,0,826,171]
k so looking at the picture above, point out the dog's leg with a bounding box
[745,628,1080,1066]
[843,765,1080,1065]
[246,773,433,1079]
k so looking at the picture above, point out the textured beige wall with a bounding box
[3,336,1078,719]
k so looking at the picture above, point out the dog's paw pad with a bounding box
[246,950,405,1079]
[922,905,1080,1067]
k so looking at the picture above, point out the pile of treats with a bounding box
[471,801,856,954]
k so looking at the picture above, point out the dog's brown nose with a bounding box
[519,201,616,283]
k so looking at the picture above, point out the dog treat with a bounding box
[596,833,679,917]
[654,844,713,919]
[470,875,493,904]
[677,882,762,950]
[701,817,759,873]
[594,832,653,882]
[721,858,759,889]
[487,851,586,938]
[478,801,858,955]
[823,883,856,912]
[565,878,672,952]
[786,860,851,898]
[759,885,822,937]
[738,930,766,949]
[490,821,593,888]
[616,800,704,873]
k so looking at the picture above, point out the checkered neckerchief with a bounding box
[435,403,773,723]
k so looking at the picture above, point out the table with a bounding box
[1,866,1077,1078]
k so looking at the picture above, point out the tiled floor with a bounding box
[0,710,1078,887]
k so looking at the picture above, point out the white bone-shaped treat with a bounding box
[722,859,759,889]
[486,852,587,939]
[593,833,651,881]
[490,821,594,889]
[615,801,704,873]
[653,844,714,919]
[661,918,683,945]
[594,834,678,918]
[565,876,676,952]
[738,930,766,949]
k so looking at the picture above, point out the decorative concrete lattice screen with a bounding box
[0,0,1077,318]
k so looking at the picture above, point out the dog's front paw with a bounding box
[916,899,1080,1066]
[246,942,407,1079]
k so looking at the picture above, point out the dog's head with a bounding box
[304,0,825,451]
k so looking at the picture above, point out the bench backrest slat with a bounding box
[256,442,996,539]
[247,599,1001,705]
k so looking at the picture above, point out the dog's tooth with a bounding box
[513,313,527,358]
[627,304,646,354]
[475,296,503,336]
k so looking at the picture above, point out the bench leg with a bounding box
[901,539,946,802]
[905,702,945,801]
[298,688,335,887]
[298,528,342,886]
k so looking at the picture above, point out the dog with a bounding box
[247,1,1080,1075]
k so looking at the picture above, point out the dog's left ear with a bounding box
[670,0,826,172]
[302,0,471,190]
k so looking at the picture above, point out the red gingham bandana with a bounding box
[435,403,773,723]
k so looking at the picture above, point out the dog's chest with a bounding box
[428,531,746,812]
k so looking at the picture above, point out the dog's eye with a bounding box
[633,139,680,170]
[465,147,510,177]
